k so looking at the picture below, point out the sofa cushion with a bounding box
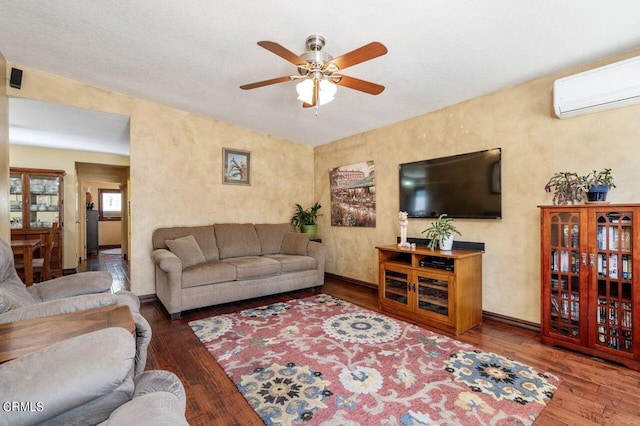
[255,223,293,255]
[223,257,281,280]
[280,232,310,256]
[153,226,219,261]
[181,261,237,288]
[264,254,318,274]
[215,224,262,259]
[165,235,206,269]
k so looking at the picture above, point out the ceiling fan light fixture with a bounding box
[241,35,387,108]
[296,79,337,106]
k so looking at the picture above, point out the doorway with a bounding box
[76,163,130,262]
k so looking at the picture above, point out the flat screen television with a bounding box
[399,148,501,219]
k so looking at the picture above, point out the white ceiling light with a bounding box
[296,79,337,106]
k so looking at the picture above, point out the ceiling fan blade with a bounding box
[257,41,307,66]
[336,75,385,95]
[329,42,387,70]
[240,76,291,90]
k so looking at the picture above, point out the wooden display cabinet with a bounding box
[9,168,65,277]
[540,204,640,370]
[376,245,483,335]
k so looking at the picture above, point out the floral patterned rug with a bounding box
[189,295,560,425]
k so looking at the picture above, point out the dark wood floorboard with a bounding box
[83,254,640,425]
[78,250,129,293]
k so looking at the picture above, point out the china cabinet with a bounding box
[9,168,64,277]
[376,245,483,335]
[540,204,640,370]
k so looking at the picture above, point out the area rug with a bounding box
[189,295,560,425]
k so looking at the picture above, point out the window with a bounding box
[99,189,122,221]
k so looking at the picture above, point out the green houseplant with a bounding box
[290,202,322,238]
[584,168,616,202]
[544,171,588,205]
[421,214,461,251]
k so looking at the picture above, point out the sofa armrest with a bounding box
[27,271,113,302]
[0,328,135,426]
[152,249,184,318]
[0,293,118,324]
[307,241,327,261]
[307,241,327,285]
[151,248,182,273]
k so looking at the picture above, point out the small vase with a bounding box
[439,235,454,251]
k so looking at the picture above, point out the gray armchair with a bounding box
[0,238,151,374]
[0,327,188,426]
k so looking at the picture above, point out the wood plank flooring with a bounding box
[81,255,640,425]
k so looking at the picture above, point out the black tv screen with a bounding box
[399,148,502,219]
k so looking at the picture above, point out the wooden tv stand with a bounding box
[376,245,483,335]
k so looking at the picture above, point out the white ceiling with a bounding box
[9,98,131,155]
[1,1,640,154]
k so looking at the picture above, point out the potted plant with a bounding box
[290,202,322,238]
[421,214,461,251]
[544,172,588,205]
[584,168,615,202]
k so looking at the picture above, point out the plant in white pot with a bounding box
[290,202,322,239]
[421,214,461,251]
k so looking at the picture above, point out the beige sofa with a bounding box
[151,223,327,319]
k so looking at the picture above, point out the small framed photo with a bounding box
[222,148,251,185]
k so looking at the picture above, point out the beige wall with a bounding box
[4,50,640,322]
[315,48,640,323]
[9,145,129,268]
[5,64,314,296]
[0,52,8,240]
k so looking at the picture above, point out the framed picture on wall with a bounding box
[222,148,251,185]
[329,160,376,227]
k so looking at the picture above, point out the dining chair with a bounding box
[15,222,58,283]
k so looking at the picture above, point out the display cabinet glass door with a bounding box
[593,211,634,353]
[29,174,61,229]
[547,212,585,342]
[415,271,452,321]
[381,264,410,307]
[9,173,23,229]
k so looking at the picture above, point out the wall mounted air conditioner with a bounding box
[553,55,640,119]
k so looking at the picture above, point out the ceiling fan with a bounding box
[240,35,388,108]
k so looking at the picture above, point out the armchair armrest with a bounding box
[99,392,188,426]
[27,271,113,302]
[0,328,136,426]
[151,249,182,273]
[0,293,118,324]
[131,312,152,375]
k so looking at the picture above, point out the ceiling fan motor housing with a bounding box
[298,35,335,76]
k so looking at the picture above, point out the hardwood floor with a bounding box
[77,250,129,293]
[84,254,640,425]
